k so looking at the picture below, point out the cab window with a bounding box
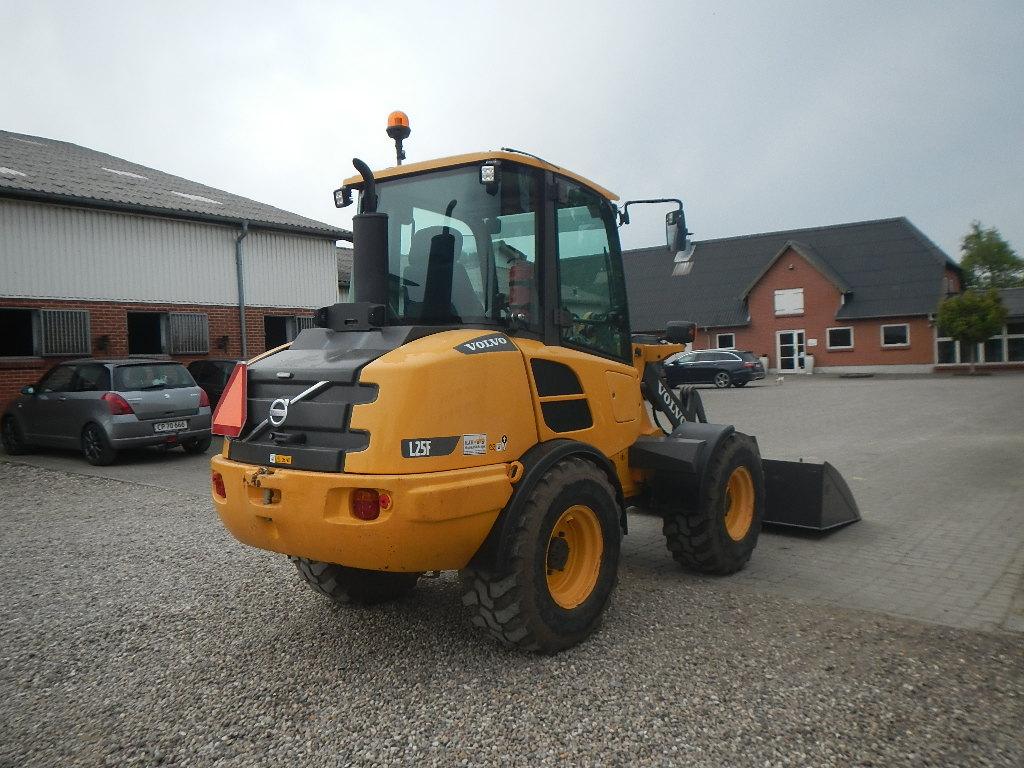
[556,181,630,360]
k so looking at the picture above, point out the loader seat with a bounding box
[404,226,484,321]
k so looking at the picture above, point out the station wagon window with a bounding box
[716,333,735,348]
[556,181,630,360]
[827,327,853,350]
[38,365,76,393]
[881,324,909,347]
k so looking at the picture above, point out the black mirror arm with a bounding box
[618,198,685,227]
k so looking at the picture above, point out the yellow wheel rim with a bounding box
[546,504,604,609]
[724,466,755,541]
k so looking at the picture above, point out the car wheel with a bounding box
[713,371,731,388]
[182,435,213,455]
[1,415,31,455]
[81,423,117,466]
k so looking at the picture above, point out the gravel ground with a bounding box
[1,462,1021,768]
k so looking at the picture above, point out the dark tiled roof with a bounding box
[625,217,959,330]
[0,130,350,240]
[998,287,1024,318]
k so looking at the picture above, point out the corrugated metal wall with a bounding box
[0,199,339,308]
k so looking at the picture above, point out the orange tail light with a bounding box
[212,363,247,437]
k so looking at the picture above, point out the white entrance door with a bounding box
[777,330,806,371]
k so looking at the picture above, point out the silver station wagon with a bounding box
[1,359,212,465]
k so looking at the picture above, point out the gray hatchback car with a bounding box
[1,359,212,465]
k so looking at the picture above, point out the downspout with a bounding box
[235,221,249,357]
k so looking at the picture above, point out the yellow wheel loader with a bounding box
[210,125,858,653]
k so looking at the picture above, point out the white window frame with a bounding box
[938,321,1024,364]
[880,323,910,348]
[826,326,854,350]
[773,288,804,317]
[715,332,736,349]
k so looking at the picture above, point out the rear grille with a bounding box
[228,377,377,472]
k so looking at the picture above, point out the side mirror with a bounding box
[665,321,696,344]
[667,209,695,276]
[20,385,35,396]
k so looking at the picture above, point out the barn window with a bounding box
[169,312,209,354]
[264,315,316,349]
[0,309,37,357]
[773,288,804,316]
[40,309,91,355]
[127,312,166,354]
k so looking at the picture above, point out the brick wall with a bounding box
[0,298,315,407]
[691,246,939,369]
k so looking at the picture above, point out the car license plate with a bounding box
[154,420,188,433]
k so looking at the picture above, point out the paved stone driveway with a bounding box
[627,373,1024,634]
[6,373,1023,634]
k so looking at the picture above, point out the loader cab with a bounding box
[345,153,633,362]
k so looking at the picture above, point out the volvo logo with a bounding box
[269,398,289,427]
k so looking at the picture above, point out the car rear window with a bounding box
[738,352,759,362]
[114,363,194,391]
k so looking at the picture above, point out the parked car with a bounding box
[663,348,766,388]
[1,359,212,465]
[187,359,240,410]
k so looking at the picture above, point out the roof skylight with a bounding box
[103,167,149,180]
[170,191,223,205]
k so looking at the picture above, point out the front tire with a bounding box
[291,557,419,605]
[713,371,731,388]
[1,416,31,455]
[81,423,117,466]
[662,432,764,574]
[460,457,621,654]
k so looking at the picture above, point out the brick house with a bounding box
[625,217,964,373]
[0,130,350,406]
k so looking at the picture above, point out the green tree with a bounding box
[937,289,1008,373]
[960,222,1024,289]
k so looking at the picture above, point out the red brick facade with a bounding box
[691,246,961,370]
[0,298,315,407]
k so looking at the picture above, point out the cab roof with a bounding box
[342,150,618,201]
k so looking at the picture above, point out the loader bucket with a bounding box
[761,459,861,532]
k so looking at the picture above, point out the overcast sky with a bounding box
[2,0,1022,258]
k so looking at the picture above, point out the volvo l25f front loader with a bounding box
[209,120,858,653]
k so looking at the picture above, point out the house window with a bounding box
[169,312,209,354]
[0,308,90,357]
[827,327,853,350]
[1009,321,1024,362]
[716,333,735,349]
[881,324,909,347]
[936,339,957,364]
[773,288,804,316]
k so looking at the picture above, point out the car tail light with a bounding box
[743,362,756,368]
[211,471,226,498]
[351,488,381,520]
[198,388,210,408]
[102,392,134,415]
[212,364,247,437]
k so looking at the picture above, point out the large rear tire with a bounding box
[662,432,764,574]
[460,456,621,654]
[290,557,419,605]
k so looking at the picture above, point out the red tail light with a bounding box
[212,363,247,437]
[211,471,226,498]
[743,362,756,368]
[102,392,134,415]
[351,488,381,520]
[198,388,210,408]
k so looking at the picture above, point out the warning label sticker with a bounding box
[462,434,487,456]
